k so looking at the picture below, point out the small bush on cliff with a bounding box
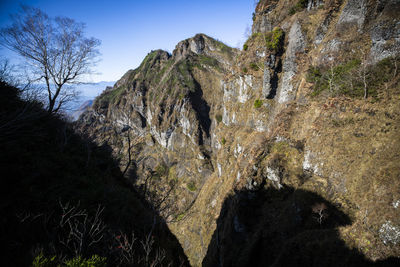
[215,114,222,123]
[254,99,263,108]
[265,27,284,52]
[187,181,197,192]
[307,56,400,98]
[243,32,261,52]
[221,137,226,145]
[289,0,308,15]
[250,62,259,71]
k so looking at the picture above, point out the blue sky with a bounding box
[0,0,255,82]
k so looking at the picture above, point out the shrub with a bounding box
[254,99,263,108]
[289,0,308,15]
[250,62,259,71]
[155,164,168,177]
[221,137,226,145]
[215,114,222,123]
[176,213,185,221]
[187,181,197,192]
[265,27,285,52]
[306,66,322,83]
[243,32,262,52]
[307,56,400,99]
[32,254,107,267]
[307,58,375,97]
[152,164,169,181]
[64,255,107,267]
[32,253,56,267]
[242,67,248,73]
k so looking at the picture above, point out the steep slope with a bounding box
[77,34,238,226]
[77,1,400,266]
[0,82,188,266]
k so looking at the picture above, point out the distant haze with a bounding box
[71,81,115,98]
[65,81,115,117]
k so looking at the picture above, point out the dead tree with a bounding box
[0,6,100,113]
[312,202,328,225]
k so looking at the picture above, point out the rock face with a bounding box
[77,1,400,266]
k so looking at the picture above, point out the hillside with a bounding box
[0,81,188,266]
[74,0,400,266]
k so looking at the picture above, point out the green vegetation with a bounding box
[250,62,259,71]
[221,137,226,145]
[172,60,196,91]
[187,181,197,192]
[153,164,169,181]
[307,59,361,97]
[156,164,169,176]
[289,0,308,15]
[265,27,285,52]
[198,55,219,68]
[178,92,186,100]
[97,85,125,104]
[331,118,355,127]
[307,56,399,98]
[65,255,106,267]
[243,33,262,52]
[243,29,284,53]
[215,114,223,123]
[155,59,174,84]
[254,99,263,108]
[33,254,107,267]
[32,253,57,267]
[216,41,232,55]
[242,67,248,73]
[176,213,185,221]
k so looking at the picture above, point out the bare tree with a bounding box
[0,57,14,84]
[0,6,100,113]
[312,202,328,225]
[59,201,106,257]
[357,51,369,99]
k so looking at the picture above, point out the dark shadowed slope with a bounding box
[0,81,189,266]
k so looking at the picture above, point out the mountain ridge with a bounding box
[76,1,400,265]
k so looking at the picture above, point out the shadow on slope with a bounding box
[203,185,399,267]
[0,81,188,266]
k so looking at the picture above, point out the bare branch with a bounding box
[0,6,100,113]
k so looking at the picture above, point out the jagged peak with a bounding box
[173,33,211,59]
[172,33,236,61]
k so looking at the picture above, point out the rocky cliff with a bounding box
[77,0,400,266]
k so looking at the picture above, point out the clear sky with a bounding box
[0,0,255,82]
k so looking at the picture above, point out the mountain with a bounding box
[71,99,94,121]
[75,0,400,266]
[57,81,114,120]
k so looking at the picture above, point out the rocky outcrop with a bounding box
[76,1,400,266]
[276,20,305,104]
